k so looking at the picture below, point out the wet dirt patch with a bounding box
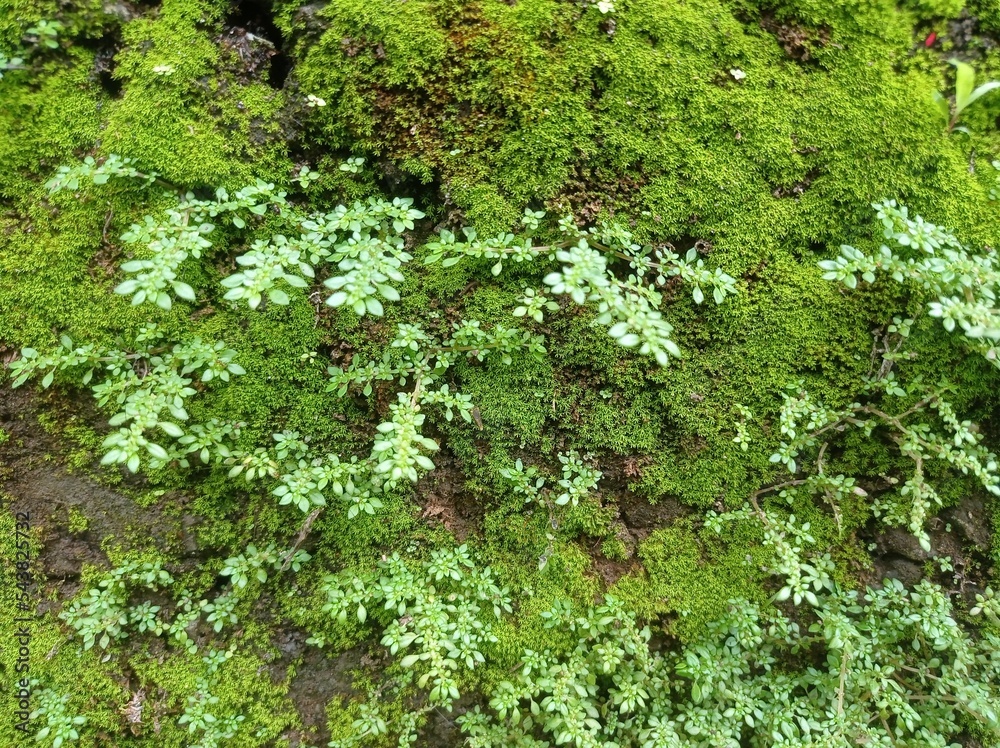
[0,386,198,588]
[616,492,690,540]
[600,455,692,542]
[276,642,364,745]
[759,13,830,62]
[421,695,476,747]
[270,633,477,747]
[587,543,642,587]
[550,160,649,224]
[414,448,486,541]
[771,168,820,199]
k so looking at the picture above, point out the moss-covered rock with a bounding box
[3,0,1000,743]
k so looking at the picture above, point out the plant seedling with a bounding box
[935,59,1000,133]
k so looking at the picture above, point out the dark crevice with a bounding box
[224,0,290,89]
[771,168,820,199]
[75,29,124,98]
[94,46,122,97]
[70,0,170,98]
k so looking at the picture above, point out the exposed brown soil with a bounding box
[0,386,195,592]
[860,495,994,604]
[0,386,364,741]
[616,492,690,541]
[413,447,487,541]
[587,546,642,587]
[600,454,692,543]
[759,13,830,62]
[272,636,365,746]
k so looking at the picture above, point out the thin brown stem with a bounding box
[279,507,324,572]
[836,648,850,716]
[750,479,810,513]
[410,372,424,409]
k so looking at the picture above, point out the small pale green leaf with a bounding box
[952,58,975,111]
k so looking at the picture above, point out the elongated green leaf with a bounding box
[965,80,1000,110]
[172,281,196,301]
[160,422,184,438]
[931,89,950,122]
[952,59,975,112]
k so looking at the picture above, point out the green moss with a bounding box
[126,631,299,748]
[102,0,286,187]
[900,0,965,20]
[612,520,770,640]
[4,0,1000,742]
[67,505,88,534]
[286,0,998,238]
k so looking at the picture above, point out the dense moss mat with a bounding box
[3,0,1000,744]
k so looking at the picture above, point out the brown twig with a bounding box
[279,506,323,572]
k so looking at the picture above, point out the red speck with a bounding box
[925,32,937,47]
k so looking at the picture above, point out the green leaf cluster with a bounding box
[461,582,1000,748]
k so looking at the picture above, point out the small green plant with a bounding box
[773,381,999,546]
[934,59,1000,133]
[311,545,511,746]
[460,582,1000,747]
[0,19,65,81]
[24,20,63,49]
[47,156,736,367]
[294,165,321,188]
[819,200,1000,365]
[9,326,245,472]
[708,500,836,607]
[712,373,1000,606]
[501,451,607,568]
[219,543,309,589]
[60,546,306,654]
[329,319,544,484]
[425,209,738,366]
[990,159,1000,201]
[66,507,88,534]
[179,678,245,748]
[0,51,24,79]
[202,593,238,633]
[46,159,421,315]
[128,600,164,635]
[45,154,161,192]
[732,404,753,452]
[165,591,204,654]
[29,685,87,747]
[502,451,603,508]
[60,560,173,649]
[338,156,366,173]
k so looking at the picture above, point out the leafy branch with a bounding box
[819,200,1000,365]
[7,326,245,472]
[425,209,738,366]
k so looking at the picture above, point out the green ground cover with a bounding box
[3,0,1000,745]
